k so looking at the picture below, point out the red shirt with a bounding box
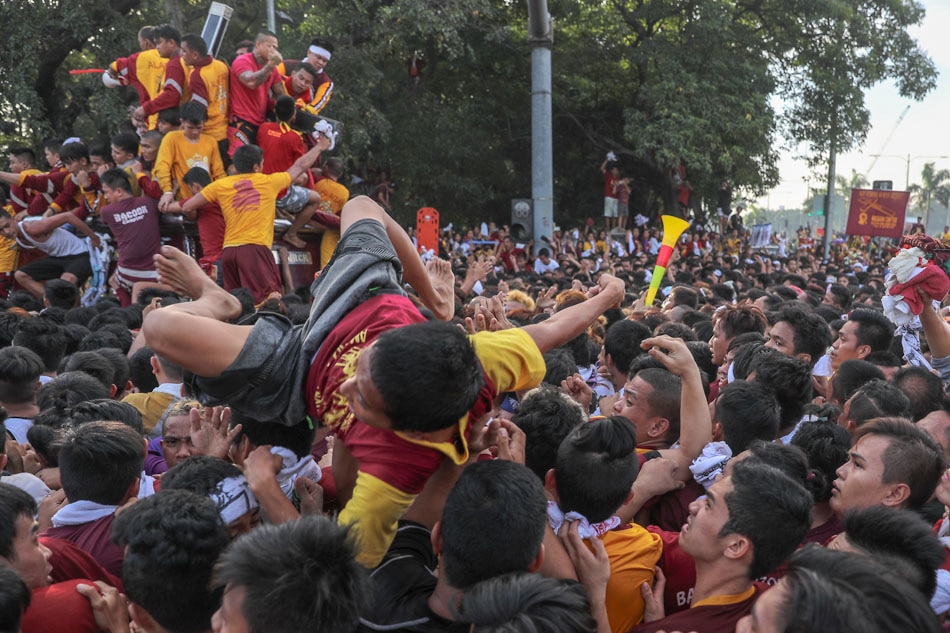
[229,52,281,126]
[258,122,306,173]
[604,172,618,199]
[21,580,101,633]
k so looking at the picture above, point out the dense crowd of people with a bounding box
[0,18,949,633]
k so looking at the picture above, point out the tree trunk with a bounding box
[34,0,143,135]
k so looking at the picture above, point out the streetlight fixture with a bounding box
[868,153,949,190]
[869,154,949,229]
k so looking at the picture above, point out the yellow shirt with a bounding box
[340,327,547,567]
[315,178,350,267]
[153,131,225,200]
[189,59,230,142]
[201,172,292,248]
[602,525,664,632]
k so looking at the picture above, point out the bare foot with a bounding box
[283,233,306,249]
[154,246,241,321]
[425,258,456,321]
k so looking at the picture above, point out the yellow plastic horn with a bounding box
[645,214,691,306]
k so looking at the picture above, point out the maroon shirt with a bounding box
[100,196,162,271]
[43,514,124,578]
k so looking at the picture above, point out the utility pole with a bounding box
[526,0,553,252]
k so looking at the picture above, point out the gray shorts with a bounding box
[187,218,405,426]
[275,185,311,214]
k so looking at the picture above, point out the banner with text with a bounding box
[845,189,909,238]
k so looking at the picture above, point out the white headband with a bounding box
[209,476,259,525]
[308,45,331,60]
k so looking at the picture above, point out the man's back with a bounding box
[201,171,291,247]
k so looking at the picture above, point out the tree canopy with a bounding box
[0,0,937,228]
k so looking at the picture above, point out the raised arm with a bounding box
[286,135,331,183]
[641,335,712,482]
[521,275,625,353]
[238,50,282,89]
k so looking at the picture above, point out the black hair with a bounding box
[6,146,35,166]
[183,165,212,188]
[0,483,36,560]
[771,303,832,367]
[370,321,484,432]
[825,283,852,310]
[37,372,110,416]
[95,347,131,395]
[842,506,946,599]
[457,573,595,633]
[0,346,44,404]
[56,420,144,505]
[631,368,682,441]
[157,107,181,127]
[180,101,208,125]
[110,132,140,156]
[512,386,585,480]
[555,416,637,523]
[720,459,812,579]
[441,461,546,589]
[62,351,115,392]
[113,489,228,633]
[128,347,159,393]
[308,37,334,53]
[847,307,895,353]
[603,320,651,378]
[68,399,144,435]
[0,565,30,632]
[64,306,97,327]
[156,24,181,44]
[44,279,81,310]
[180,32,208,57]
[541,348,576,386]
[99,168,134,194]
[750,350,812,433]
[831,359,886,404]
[58,141,90,164]
[162,455,243,495]
[213,516,367,633]
[653,321,697,342]
[229,412,314,459]
[790,420,850,504]
[847,379,912,427]
[891,366,945,422]
[781,545,941,633]
[77,330,122,353]
[232,145,264,173]
[274,95,296,123]
[854,418,947,510]
[715,381,780,452]
[295,61,319,80]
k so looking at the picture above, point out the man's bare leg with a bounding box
[141,245,249,377]
[340,196,455,320]
[284,198,320,249]
[13,271,44,299]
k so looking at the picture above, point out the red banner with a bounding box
[845,189,909,238]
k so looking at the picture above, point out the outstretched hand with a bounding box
[190,406,240,460]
